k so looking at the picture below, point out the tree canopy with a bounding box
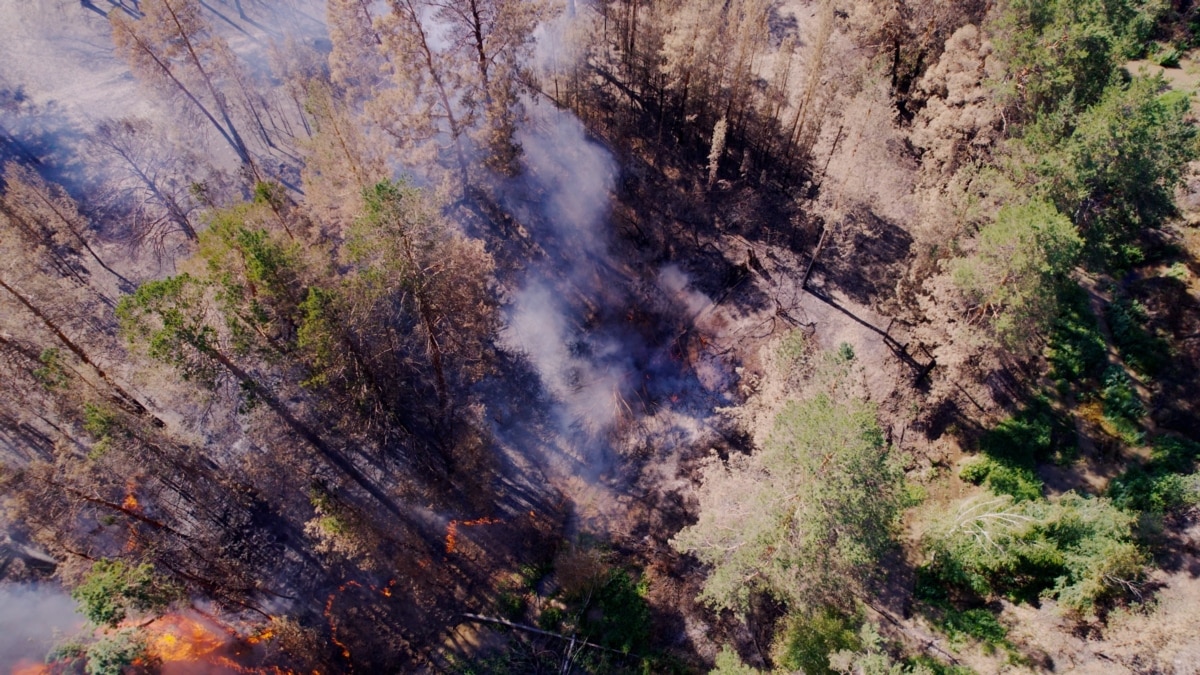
[672,388,904,612]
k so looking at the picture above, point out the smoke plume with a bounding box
[0,583,83,668]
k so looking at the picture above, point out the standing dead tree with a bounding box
[88,118,201,253]
[111,0,258,174]
[1,162,130,291]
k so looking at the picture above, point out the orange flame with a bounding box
[324,581,363,667]
[10,660,50,675]
[444,517,502,554]
[122,493,139,510]
[319,577,407,669]
[149,613,225,662]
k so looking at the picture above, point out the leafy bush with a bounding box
[536,606,563,632]
[1107,295,1168,376]
[496,591,526,621]
[1109,437,1200,515]
[671,393,904,612]
[923,493,1145,614]
[1156,47,1182,68]
[85,630,150,675]
[46,640,87,665]
[959,458,1044,503]
[1053,76,1197,269]
[71,559,178,627]
[577,569,651,654]
[776,329,811,370]
[1047,284,1107,384]
[711,646,761,675]
[938,607,1009,649]
[1101,367,1144,443]
[961,398,1077,500]
[775,607,862,675]
[979,397,1073,467]
[829,623,934,675]
[950,201,1081,346]
[33,347,67,388]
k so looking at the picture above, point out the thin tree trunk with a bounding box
[468,0,491,96]
[0,277,151,419]
[25,182,132,287]
[117,23,252,168]
[51,481,191,538]
[202,344,406,519]
[0,202,91,287]
[144,1,257,172]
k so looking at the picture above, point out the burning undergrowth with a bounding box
[485,101,742,543]
[0,4,759,670]
[24,607,289,674]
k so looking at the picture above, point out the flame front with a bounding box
[444,517,501,554]
[149,613,225,662]
[10,660,50,675]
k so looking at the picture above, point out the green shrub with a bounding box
[85,630,149,675]
[776,607,862,675]
[776,329,811,372]
[1101,366,1144,443]
[1157,48,1182,68]
[983,462,1046,503]
[1047,285,1107,384]
[578,570,651,654]
[71,559,178,627]
[959,457,1045,503]
[1107,295,1168,376]
[938,607,1008,647]
[923,493,1145,614]
[497,592,526,621]
[962,398,1076,501]
[536,606,563,632]
[1054,76,1197,270]
[33,348,68,388]
[1110,469,1198,516]
[1109,437,1200,515]
[837,342,856,362]
[950,201,1081,346]
[47,640,87,664]
[711,646,761,675]
[936,605,1012,653]
[979,397,1073,468]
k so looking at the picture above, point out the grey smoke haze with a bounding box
[0,0,154,180]
[0,0,325,189]
[500,101,640,453]
[0,583,84,668]
[517,106,618,260]
[505,280,632,434]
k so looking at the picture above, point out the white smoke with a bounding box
[517,106,618,260]
[499,101,634,450]
[0,583,84,668]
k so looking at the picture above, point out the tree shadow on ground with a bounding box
[809,205,914,310]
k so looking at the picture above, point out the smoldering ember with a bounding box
[4,0,1200,673]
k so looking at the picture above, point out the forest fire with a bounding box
[444,517,502,554]
[324,580,362,663]
[10,660,50,675]
[319,577,403,667]
[245,627,274,644]
[6,0,1196,665]
[148,613,226,663]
